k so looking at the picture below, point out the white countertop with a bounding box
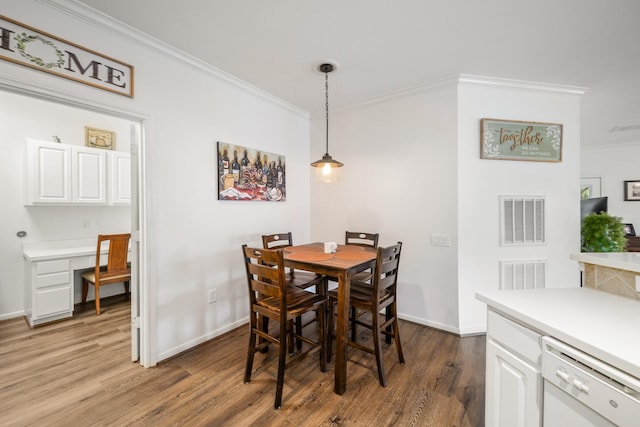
[476,288,640,380]
[570,252,640,273]
[23,238,106,261]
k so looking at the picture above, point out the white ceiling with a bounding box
[79,0,640,147]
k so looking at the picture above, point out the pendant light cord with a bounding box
[324,70,329,155]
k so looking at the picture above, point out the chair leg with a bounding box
[124,281,130,298]
[327,298,334,363]
[259,315,269,353]
[392,303,405,364]
[350,306,357,342]
[372,311,387,387]
[318,303,327,372]
[385,306,392,344]
[95,285,101,315]
[244,317,258,383]
[81,279,89,304]
[274,318,288,409]
[295,316,303,350]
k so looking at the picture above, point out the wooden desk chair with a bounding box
[81,233,131,315]
[327,242,405,387]
[242,245,327,409]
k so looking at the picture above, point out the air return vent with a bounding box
[500,196,546,245]
[500,260,547,290]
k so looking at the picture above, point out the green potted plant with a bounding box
[581,212,627,252]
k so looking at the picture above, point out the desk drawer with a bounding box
[36,259,70,275]
[34,286,71,317]
[36,271,70,288]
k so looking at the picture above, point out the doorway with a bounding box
[0,86,147,364]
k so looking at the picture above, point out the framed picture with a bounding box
[623,180,640,201]
[85,127,115,150]
[580,176,604,199]
[481,118,562,162]
[217,141,286,202]
[623,223,636,237]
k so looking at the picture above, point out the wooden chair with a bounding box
[262,232,326,294]
[242,245,327,409]
[327,242,405,387]
[345,231,379,248]
[81,233,131,315]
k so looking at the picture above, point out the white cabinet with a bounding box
[72,145,107,203]
[24,258,73,326]
[485,310,542,427]
[25,139,130,206]
[25,139,72,203]
[110,151,131,205]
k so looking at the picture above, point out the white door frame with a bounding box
[0,77,155,367]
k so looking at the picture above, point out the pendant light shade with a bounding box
[311,63,343,181]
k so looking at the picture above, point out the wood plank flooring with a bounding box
[0,296,485,426]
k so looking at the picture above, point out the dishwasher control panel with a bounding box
[542,336,640,426]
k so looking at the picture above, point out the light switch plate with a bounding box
[636,276,640,292]
[431,234,451,247]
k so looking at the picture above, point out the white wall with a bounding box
[581,144,640,228]
[311,77,583,335]
[458,78,583,333]
[0,91,132,318]
[1,1,312,362]
[311,81,461,333]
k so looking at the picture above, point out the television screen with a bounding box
[580,196,608,220]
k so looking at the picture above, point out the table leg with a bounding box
[334,270,350,395]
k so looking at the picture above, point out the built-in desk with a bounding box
[23,239,125,326]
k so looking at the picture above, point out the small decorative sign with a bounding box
[85,127,115,150]
[217,142,286,202]
[481,118,562,162]
[0,15,134,97]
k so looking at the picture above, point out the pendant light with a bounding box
[311,63,343,181]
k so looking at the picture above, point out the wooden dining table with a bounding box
[283,242,376,395]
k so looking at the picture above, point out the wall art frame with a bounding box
[85,126,115,150]
[623,180,640,201]
[217,141,286,202]
[580,176,604,199]
[481,118,563,162]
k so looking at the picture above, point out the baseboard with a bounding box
[0,310,26,321]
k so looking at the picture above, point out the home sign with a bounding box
[0,15,134,97]
[481,118,562,162]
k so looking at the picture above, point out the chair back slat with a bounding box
[345,231,379,248]
[373,242,402,296]
[95,234,131,280]
[262,232,293,249]
[242,245,286,301]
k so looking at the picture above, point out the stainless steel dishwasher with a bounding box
[542,336,640,426]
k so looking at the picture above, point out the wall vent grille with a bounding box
[500,196,546,245]
[500,260,547,290]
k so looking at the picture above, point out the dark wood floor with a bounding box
[0,296,486,426]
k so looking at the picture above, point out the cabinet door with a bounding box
[486,338,541,427]
[72,146,107,204]
[110,151,131,205]
[26,140,72,204]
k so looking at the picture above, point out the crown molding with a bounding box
[458,74,588,95]
[37,0,309,118]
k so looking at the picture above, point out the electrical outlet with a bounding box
[636,276,640,293]
[81,219,90,229]
[431,234,451,247]
[208,288,217,303]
